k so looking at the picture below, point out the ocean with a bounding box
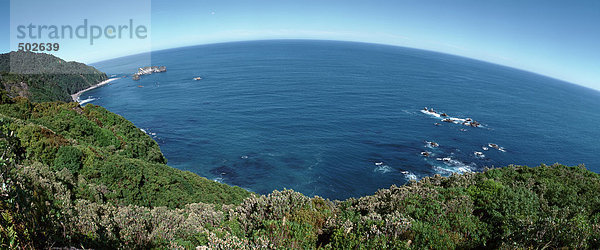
[90,40,600,200]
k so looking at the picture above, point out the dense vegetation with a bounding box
[1,94,599,249]
[1,52,598,249]
[0,51,107,102]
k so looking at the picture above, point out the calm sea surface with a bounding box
[90,40,600,200]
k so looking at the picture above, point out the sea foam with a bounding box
[78,97,96,105]
[420,109,484,128]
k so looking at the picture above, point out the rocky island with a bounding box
[132,66,167,80]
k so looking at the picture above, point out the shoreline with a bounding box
[71,77,119,102]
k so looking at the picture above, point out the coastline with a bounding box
[71,77,119,102]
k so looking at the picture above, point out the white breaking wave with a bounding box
[420,109,443,118]
[401,171,418,181]
[140,128,158,137]
[431,157,475,175]
[424,140,439,148]
[78,97,96,105]
[487,143,506,152]
[420,109,483,128]
[374,165,393,174]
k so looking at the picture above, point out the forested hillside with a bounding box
[0,51,107,102]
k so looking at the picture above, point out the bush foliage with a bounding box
[0,63,598,248]
[0,97,250,210]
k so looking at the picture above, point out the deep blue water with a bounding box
[90,40,600,200]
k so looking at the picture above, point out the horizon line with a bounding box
[86,38,600,94]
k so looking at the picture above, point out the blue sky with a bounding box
[1,0,599,90]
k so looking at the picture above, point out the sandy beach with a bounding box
[71,78,119,102]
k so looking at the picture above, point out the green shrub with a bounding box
[53,146,83,174]
[2,90,600,249]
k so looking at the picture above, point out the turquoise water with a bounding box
[90,40,600,200]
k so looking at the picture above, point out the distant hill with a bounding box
[0,51,107,102]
